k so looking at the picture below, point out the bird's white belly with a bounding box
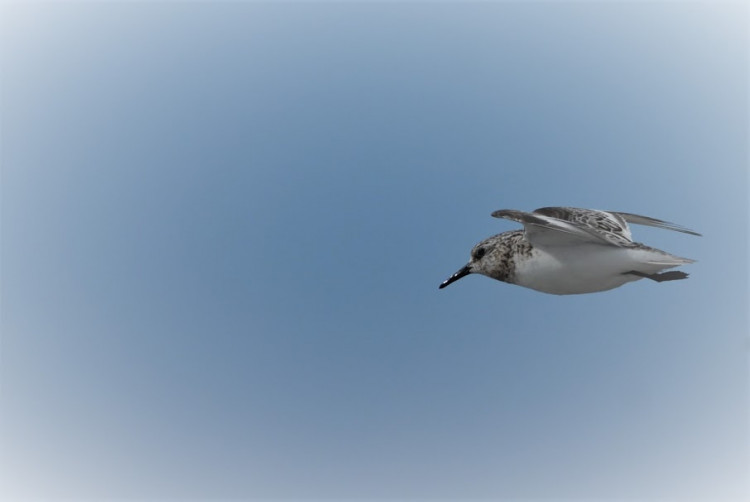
[512,246,642,295]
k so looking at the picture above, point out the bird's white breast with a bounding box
[512,245,644,295]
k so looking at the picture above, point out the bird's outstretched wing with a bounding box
[492,207,701,249]
[534,206,633,241]
[491,208,632,248]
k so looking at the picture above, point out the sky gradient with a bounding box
[1,2,748,501]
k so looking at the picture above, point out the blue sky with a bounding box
[1,2,747,500]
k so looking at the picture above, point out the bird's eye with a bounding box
[473,247,486,260]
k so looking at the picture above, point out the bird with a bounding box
[439,207,701,295]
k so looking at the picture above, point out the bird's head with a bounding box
[439,234,511,289]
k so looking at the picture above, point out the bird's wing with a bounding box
[491,208,632,248]
[533,206,633,241]
[609,211,702,236]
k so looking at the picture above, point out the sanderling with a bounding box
[439,207,700,295]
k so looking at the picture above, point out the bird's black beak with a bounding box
[439,264,472,289]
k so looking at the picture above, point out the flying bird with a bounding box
[439,207,700,295]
